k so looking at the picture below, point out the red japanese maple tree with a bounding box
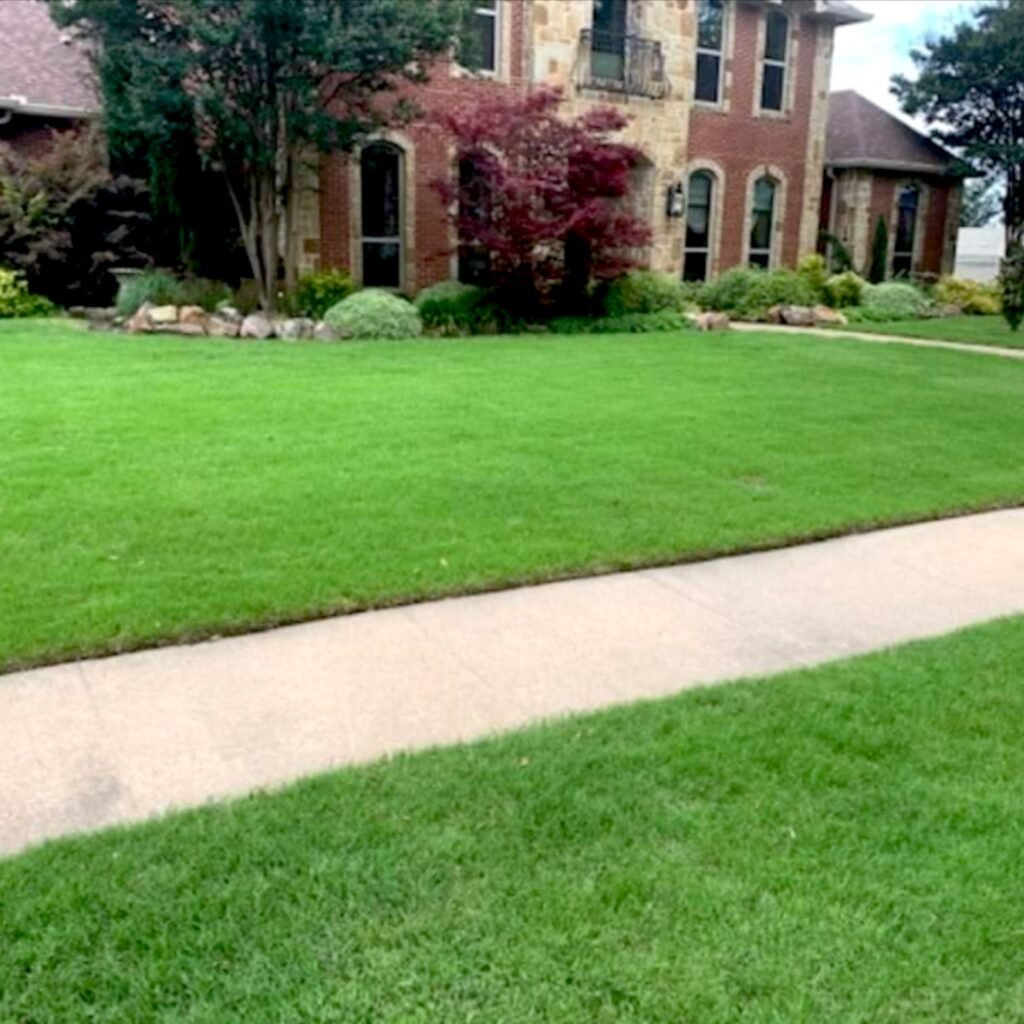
[433,88,651,310]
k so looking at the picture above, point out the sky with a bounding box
[830,0,978,127]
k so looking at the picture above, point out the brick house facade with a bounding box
[309,0,871,291]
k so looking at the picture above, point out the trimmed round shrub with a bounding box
[292,268,357,319]
[602,270,687,316]
[415,281,497,335]
[861,282,930,319]
[932,275,1001,315]
[0,267,57,317]
[699,267,817,320]
[823,271,866,308]
[324,289,422,339]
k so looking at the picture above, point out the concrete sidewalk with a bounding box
[730,321,1024,360]
[2,509,1024,856]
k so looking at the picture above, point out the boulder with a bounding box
[312,321,342,342]
[240,313,275,339]
[157,322,206,337]
[207,315,241,338]
[278,317,315,340]
[765,304,785,325]
[216,305,244,324]
[779,305,817,327]
[179,305,210,327]
[124,302,154,333]
[694,311,730,332]
[149,304,179,325]
[812,304,848,327]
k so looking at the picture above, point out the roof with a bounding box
[749,0,871,26]
[0,0,97,118]
[826,90,969,178]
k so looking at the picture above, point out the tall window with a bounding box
[471,0,498,74]
[591,0,628,81]
[361,142,403,288]
[760,11,788,111]
[683,171,714,282]
[892,186,919,277]
[458,156,492,285]
[695,0,724,103]
[749,176,776,268]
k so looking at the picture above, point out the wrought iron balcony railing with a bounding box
[575,29,668,100]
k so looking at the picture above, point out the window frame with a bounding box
[470,0,499,76]
[892,185,920,278]
[359,141,405,290]
[748,175,777,269]
[683,170,716,282]
[694,0,725,105]
[759,10,789,114]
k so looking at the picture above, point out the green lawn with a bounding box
[2,319,1023,671]
[842,314,1024,349]
[4,617,1024,1021]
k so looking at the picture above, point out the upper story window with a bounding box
[892,186,920,278]
[471,0,498,73]
[683,171,714,282]
[760,11,788,112]
[695,0,724,104]
[591,0,629,82]
[749,176,777,269]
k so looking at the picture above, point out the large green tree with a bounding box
[893,1,1024,247]
[959,176,1003,228]
[54,0,469,308]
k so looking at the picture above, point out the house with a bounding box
[302,0,873,291]
[820,89,967,279]
[0,0,97,157]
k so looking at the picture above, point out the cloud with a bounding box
[830,0,977,127]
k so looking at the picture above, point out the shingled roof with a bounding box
[0,0,97,117]
[826,90,967,178]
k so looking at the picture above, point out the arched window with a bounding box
[360,142,403,288]
[683,170,715,282]
[892,186,920,278]
[760,11,788,111]
[695,0,725,104]
[749,176,776,268]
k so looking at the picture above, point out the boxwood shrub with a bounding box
[601,270,688,316]
[415,281,498,335]
[324,289,422,339]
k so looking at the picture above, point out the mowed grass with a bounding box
[2,319,1024,671]
[842,314,1024,349]
[4,617,1024,1021]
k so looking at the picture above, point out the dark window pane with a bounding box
[892,254,913,278]
[695,52,720,102]
[894,188,918,254]
[765,12,788,61]
[697,0,723,50]
[683,251,708,282]
[459,245,491,285]
[472,9,496,71]
[750,178,775,256]
[361,145,400,239]
[685,172,712,248]
[363,242,401,288]
[593,0,627,35]
[749,251,770,269]
[761,63,784,110]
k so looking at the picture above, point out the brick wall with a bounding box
[0,113,79,159]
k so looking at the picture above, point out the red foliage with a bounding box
[433,88,650,304]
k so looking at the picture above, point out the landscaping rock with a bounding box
[216,305,244,324]
[179,305,210,328]
[124,302,154,333]
[812,305,848,327]
[240,313,275,339]
[157,322,206,337]
[694,311,730,331]
[207,315,241,338]
[779,305,817,327]
[278,317,315,340]
[149,304,179,325]
[313,321,350,341]
[765,304,785,325]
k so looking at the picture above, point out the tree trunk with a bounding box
[1005,164,1024,251]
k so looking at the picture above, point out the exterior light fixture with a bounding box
[666,181,685,218]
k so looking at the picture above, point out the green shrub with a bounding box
[999,246,1024,331]
[860,281,930,320]
[932,275,1001,315]
[797,253,829,302]
[548,310,691,335]
[292,269,357,319]
[602,270,687,316]
[232,280,262,315]
[0,267,57,317]
[823,271,867,308]
[323,289,422,339]
[415,281,499,335]
[115,271,231,315]
[868,216,889,284]
[699,267,817,320]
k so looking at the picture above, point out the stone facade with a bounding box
[313,0,862,291]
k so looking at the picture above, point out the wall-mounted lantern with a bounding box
[666,181,685,218]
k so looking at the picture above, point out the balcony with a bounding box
[575,29,668,100]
